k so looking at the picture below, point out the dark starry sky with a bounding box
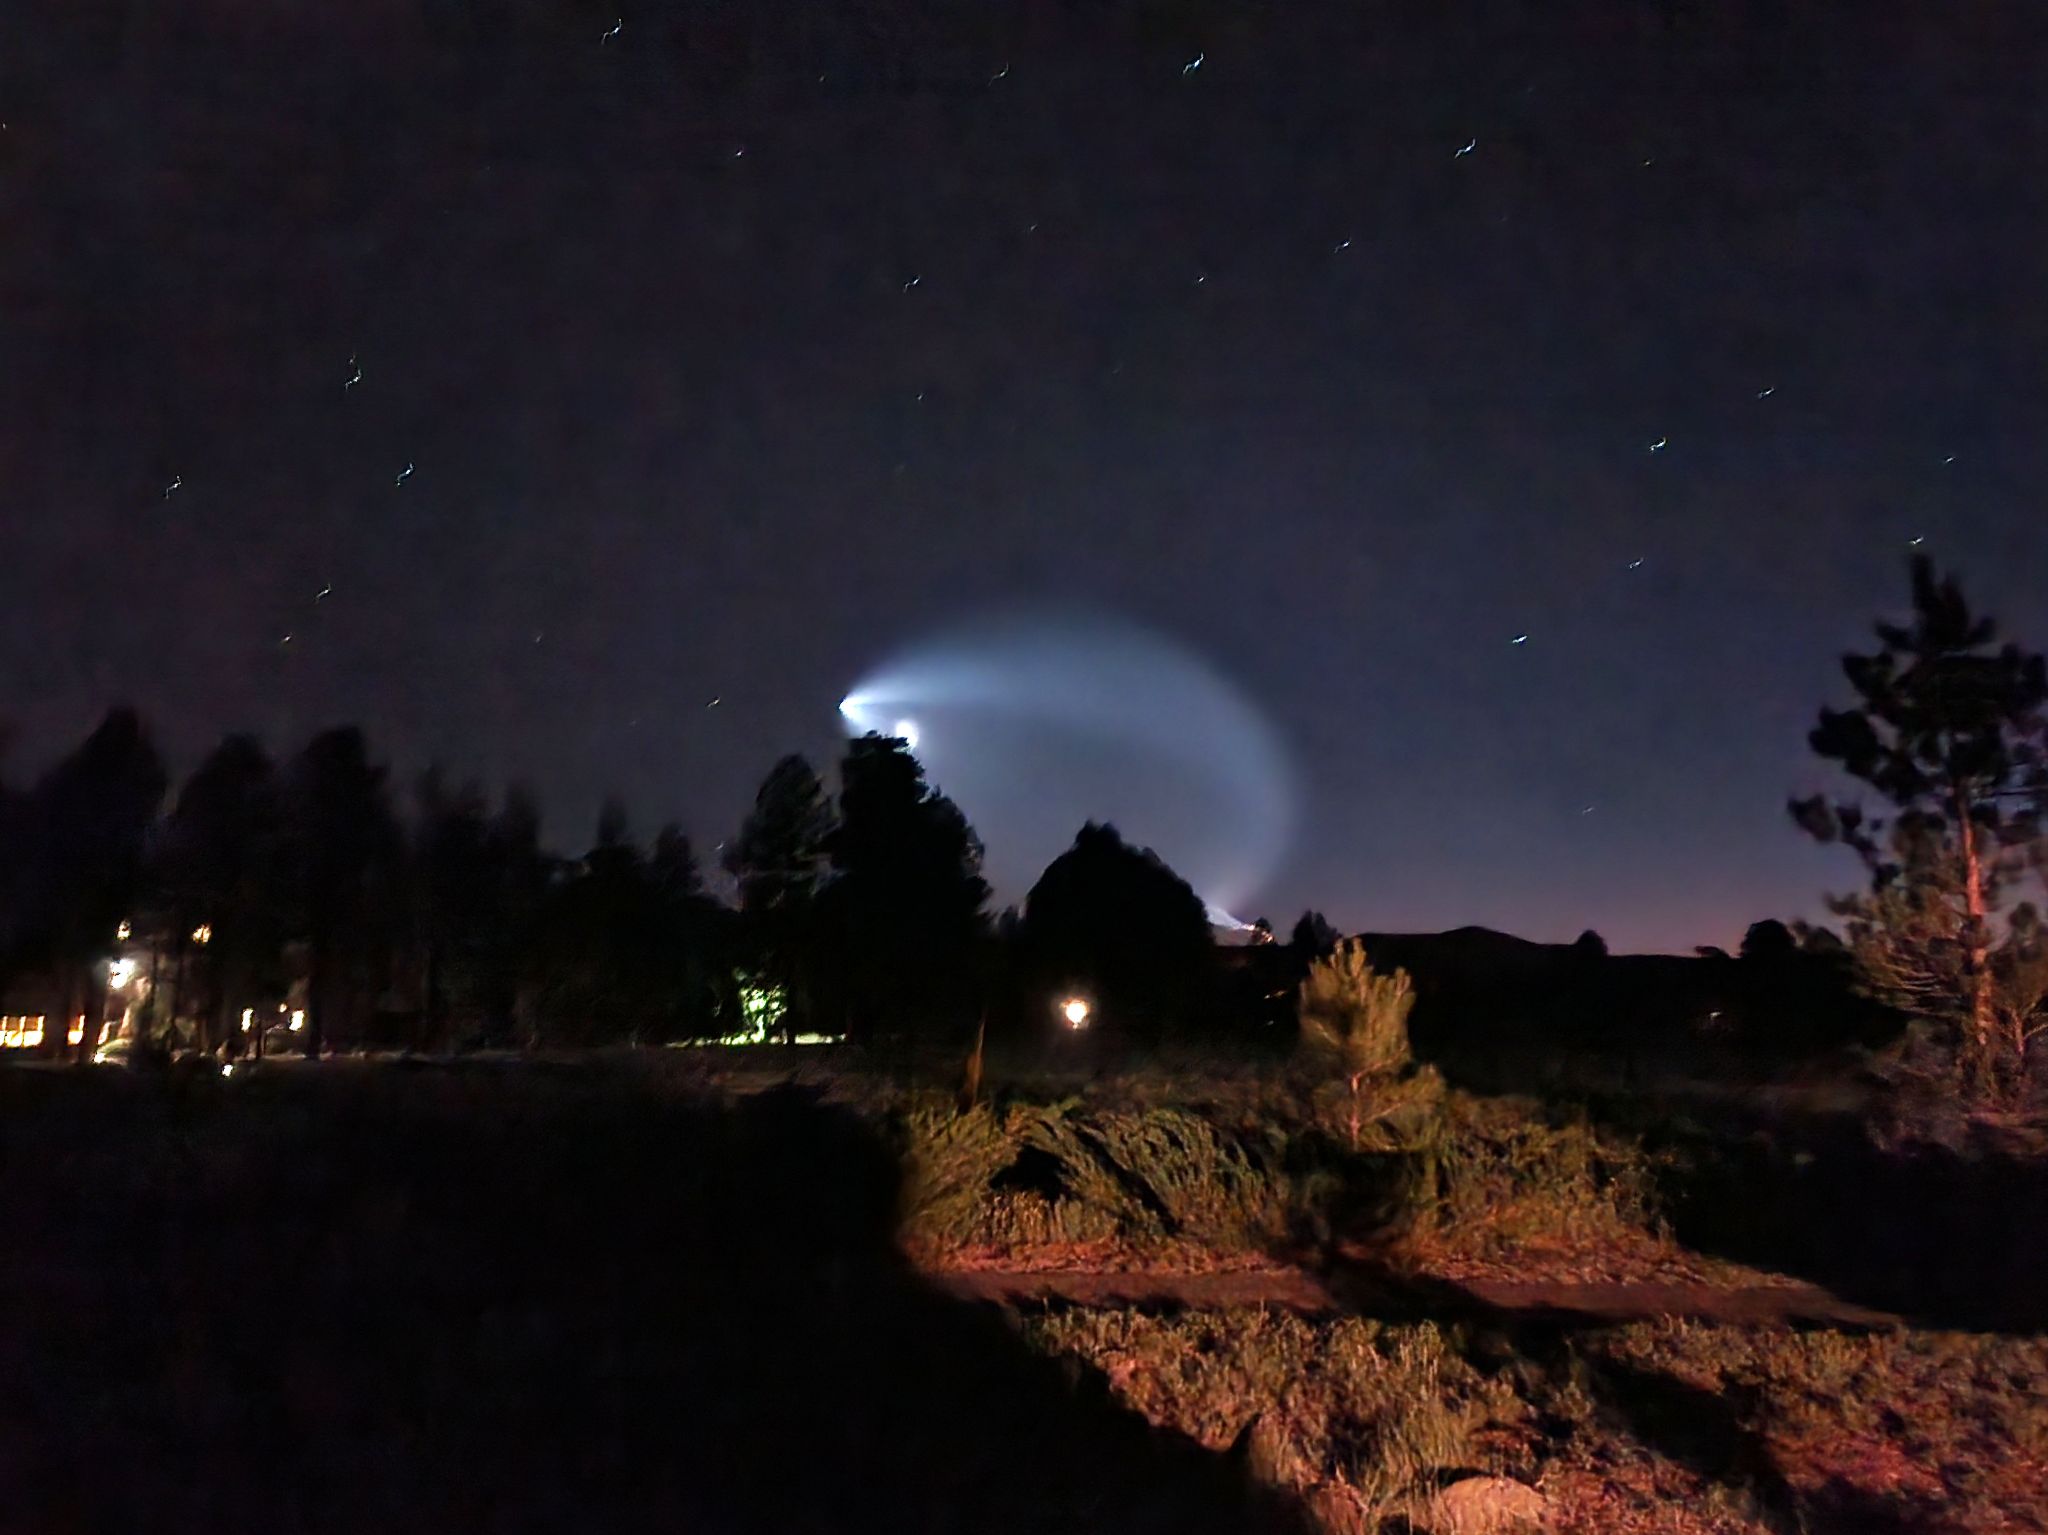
[5,0,2045,951]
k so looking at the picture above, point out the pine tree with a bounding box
[724,756,833,917]
[818,735,989,1042]
[724,756,834,1040]
[28,709,168,1060]
[1792,557,2048,1096]
[1296,939,1415,1147]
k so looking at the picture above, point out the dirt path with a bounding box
[930,1262,1905,1330]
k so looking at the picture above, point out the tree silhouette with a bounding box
[818,735,989,1043]
[1792,557,2048,1094]
[1021,822,1213,1040]
[1290,910,1341,958]
[478,785,553,1044]
[526,800,688,1045]
[724,756,834,1040]
[409,768,496,1052]
[1739,919,1798,965]
[26,709,167,1059]
[283,727,402,1058]
[160,735,287,1054]
[652,823,727,1040]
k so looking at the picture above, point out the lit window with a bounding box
[1,1015,50,1049]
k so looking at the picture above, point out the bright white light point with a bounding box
[894,718,921,750]
[1061,997,1092,1028]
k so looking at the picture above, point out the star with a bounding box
[1908,535,1926,547]
[990,63,1008,83]
[1183,52,1205,74]
[315,583,332,602]
[707,696,722,708]
[601,17,621,44]
[394,462,414,487]
[1581,805,1596,815]
[1755,386,1773,399]
[1333,240,1351,252]
[1510,633,1529,646]
[344,354,363,391]
[1627,558,1645,570]
[1454,137,1477,158]
[902,275,920,291]
[162,475,183,500]
[1648,437,1667,452]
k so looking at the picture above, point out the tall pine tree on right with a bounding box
[1792,557,2048,1101]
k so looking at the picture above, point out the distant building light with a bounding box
[66,1016,86,1047]
[289,1010,305,1032]
[240,1008,254,1033]
[1060,996,1092,1029]
[108,957,138,990]
[191,924,213,946]
[116,919,131,941]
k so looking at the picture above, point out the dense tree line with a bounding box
[0,719,1176,1059]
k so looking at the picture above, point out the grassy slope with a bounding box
[2,1053,2042,1534]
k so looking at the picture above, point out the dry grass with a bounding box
[1024,1309,1529,1530]
[889,1065,1707,1289]
[893,1096,1304,1262]
[1021,1306,2048,1535]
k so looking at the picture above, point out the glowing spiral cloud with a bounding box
[838,609,1295,927]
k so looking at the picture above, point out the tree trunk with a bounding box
[138,945,159,1052]
[46,966,75,1062]
[304,943,325,1059]
[77,970,99,1064]
[1957,797,1996,1080]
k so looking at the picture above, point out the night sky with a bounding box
[6,2,2045,952]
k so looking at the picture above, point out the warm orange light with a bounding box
[1059,996,1092,1029]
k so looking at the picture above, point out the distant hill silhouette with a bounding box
[1299,926,1901,1069]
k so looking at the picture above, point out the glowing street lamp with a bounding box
[107,957,138,991]
[1059,996,1092,1030]
[191,923,213,946]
